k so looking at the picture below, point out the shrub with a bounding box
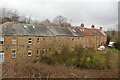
[39,45,113,70]
[71,53,108,69]
[114,40,120,50]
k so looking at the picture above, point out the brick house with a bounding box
[76,24,107,48]
[0,22,107,62]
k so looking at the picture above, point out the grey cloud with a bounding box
[0,1,118,31]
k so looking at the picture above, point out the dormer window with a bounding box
[28,38,32,44]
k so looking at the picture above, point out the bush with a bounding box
[40,45,111,70]
[114,40,120,50]
[71,53,108,69]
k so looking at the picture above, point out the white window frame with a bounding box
[0,37,4,45]
[0,50,4,62]
[12,37,16,45]
[28,38,32,44]
[28,49,32,56]
[12,50,16,58]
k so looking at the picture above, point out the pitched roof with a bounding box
[76,26,106,36]
[0,22,83,37]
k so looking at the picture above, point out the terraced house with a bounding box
[0,22,107,62]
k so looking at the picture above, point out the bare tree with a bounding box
[0,8,19,23]
[53,15,69,27]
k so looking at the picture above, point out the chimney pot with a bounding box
[100,27,102,30]
[81,23,84,27]
[80,23,84,31]
[12,14,19,23]
[91,25,95,29]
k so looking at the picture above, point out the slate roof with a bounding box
[0,22,83,36]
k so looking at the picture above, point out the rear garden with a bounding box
[2,46,119,78]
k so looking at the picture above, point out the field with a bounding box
[2,47,119,78]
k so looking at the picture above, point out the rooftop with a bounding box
[0,22,83,37]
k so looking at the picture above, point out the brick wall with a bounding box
[1,35,106,62]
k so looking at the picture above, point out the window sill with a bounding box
[28,43,32,45]
[12,57,16,59]
[28,55,32,57]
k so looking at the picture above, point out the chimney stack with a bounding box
[100,27,102,31]
[91,25,95,29]
[12,14,19,23]
[80,23,84,31]
[81,23,84,27]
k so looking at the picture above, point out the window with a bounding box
[28,38,32,44]
[59,39,61,42]
[28,49,32,56]
[43,48,46,55]
[59,48,61,53]
[49,48,52,53]
[72,38,74,41]
[0,37,4,45]
[12,37,16,45]
[43,38,45,43]
[59,46,61,53]
[12,50,16,58]
[0,51,4,62]
[58,37,61,42]
[36,49,40,59]
[37,38,40,44]
[71,47,74,51]
[50,38,52,43]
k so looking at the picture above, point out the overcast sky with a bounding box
[0,0,119,31]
